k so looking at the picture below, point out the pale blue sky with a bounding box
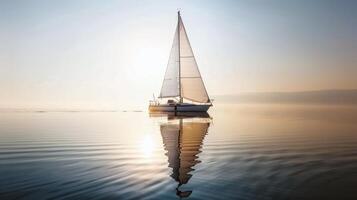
[1,0,356,109]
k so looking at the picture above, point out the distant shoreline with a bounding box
[1,89,357,111]
[0,109,143,113]
[213,89,357,105]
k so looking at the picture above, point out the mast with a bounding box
[178,11,183,104]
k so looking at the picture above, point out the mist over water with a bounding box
[1,103,357,199]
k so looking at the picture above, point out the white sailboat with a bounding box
[149,12,212,112]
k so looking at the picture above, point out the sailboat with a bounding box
[149,12,212,112]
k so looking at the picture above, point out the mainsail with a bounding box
[159,12,210,103]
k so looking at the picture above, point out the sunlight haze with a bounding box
[1,0,356,109]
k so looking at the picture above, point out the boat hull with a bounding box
[149,104,211,112]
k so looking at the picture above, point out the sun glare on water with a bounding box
[140,134,155,159]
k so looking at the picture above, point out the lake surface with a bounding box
[1,104,357,200]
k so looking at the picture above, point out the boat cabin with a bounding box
[167,99,176,105]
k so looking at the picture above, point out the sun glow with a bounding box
[140,135,155,158]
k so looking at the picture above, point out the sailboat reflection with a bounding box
[159,113,211,198]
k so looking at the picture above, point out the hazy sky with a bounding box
[1,0,357,109]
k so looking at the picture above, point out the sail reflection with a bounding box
[159,114,211,198]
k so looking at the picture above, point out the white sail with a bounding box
[178,16,210,103]
[160,23,180,98]
[160,12,210,103]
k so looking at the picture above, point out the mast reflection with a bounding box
[158,113,211,198]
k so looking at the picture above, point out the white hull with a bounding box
[149,104,211,112]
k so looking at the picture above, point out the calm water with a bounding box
[1,104,357,200]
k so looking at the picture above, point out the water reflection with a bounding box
[1,105,357,199]
[157,113,211,198]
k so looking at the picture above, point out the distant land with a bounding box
[213,89,357,105]
[0,109,143,113]
[1,90,357,112]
